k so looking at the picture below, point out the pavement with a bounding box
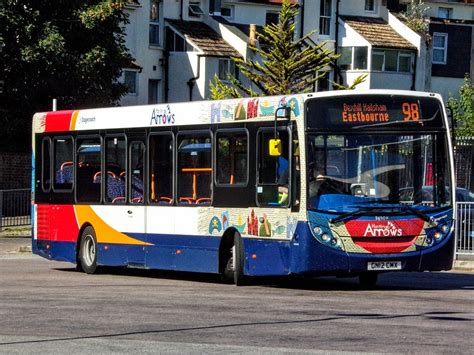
[1,226,473,272]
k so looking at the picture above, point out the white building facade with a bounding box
[118,0,472,106]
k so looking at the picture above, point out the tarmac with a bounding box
[1,226,473,272]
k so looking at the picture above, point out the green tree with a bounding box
[209,0,339,99]
[0,0,133,151]
[403,0,430,36]
[448,75,474,137]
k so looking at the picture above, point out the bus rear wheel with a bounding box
[79,226,98,274]
[359,272,378,288]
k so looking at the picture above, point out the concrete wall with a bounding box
[431,76,464,102]
[340,0,388,19]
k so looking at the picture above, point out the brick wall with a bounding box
[0,152,31,189]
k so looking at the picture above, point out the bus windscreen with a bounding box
[306,95,445,130]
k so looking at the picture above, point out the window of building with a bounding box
[166,27,195,52]
[438,7,453,19]
[353,47,368,70]
[317,71,330,92]
[177,132,212,205]
[339,47,353,70]
[149,133,173,205]
[148,79,160,104]
[76,137,102,203]
[266,12,279,26]
[398,51,413,72]
[105,136,126,204]
[319,0,332,36]
[53,137,73,191]
[218,59,236,81]
[432,33,448,64]
[124,70,138,95]
[42,138,51,192]
[216,130,248,186]
[129,141,145,204]
[365,0,376,12]
[385,50,398,72]
[372,50,384,71]
[371,49,414,72]
[257,128,291,207]
[338,47,368,70]
[189,2,204,18]
[221,5,234,19]
[149,0,161,46]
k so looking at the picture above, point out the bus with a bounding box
[32,90,456,286]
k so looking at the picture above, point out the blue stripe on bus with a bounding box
[32,220,455,275]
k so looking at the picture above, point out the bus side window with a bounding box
[149,133,174,205]
[105,136,126,204]
[53,137,74,191]
[257,128,290,207]
[130,141,145,204]
[42,138,52,192]
[177,131,212,205]
[215,129,248,186]
[76,137,102,203]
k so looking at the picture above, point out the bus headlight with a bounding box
[425,221,452,246]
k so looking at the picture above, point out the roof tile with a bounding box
[342,16,417,50]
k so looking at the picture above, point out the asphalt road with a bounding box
[0,245,473,353]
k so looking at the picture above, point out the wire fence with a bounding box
[0,189,31,231]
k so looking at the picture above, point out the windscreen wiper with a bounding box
[329,209,368,224]
[329,205,433,225]
[400,205,433,224]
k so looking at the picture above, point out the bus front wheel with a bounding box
[78,226,98,274]
[223,232,247,286]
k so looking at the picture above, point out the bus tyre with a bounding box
[223,233,247,286]
[233,233,247,286]
[79,226,98,274]
[359,273,378,288]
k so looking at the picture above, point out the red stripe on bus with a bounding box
[45,111,75,132]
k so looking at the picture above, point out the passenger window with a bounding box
[216,130,248,186]
[177,132,212,205]
[130,142,145,204]
[76,137,102,203]
[149,133,173,205]
[42,138,52,192]
[257,128,290,207]
[53,137,74,191]
[105,136,126,204]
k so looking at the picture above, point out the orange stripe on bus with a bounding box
[74,205,150,245]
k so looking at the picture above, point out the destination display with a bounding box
[306,95,444,130]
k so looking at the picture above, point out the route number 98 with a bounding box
[402,102,420,121]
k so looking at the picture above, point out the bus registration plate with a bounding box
[367,261,402,271]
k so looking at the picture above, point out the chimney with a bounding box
[249,24,257,46]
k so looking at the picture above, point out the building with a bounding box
[118,0,473,106]
[424,0,474,101]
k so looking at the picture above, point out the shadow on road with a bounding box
[54,265,474,291]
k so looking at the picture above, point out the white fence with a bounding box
[456,202,474,257]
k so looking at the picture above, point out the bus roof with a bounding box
[32,90,443,134]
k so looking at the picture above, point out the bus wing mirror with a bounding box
[269,139,282,156]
